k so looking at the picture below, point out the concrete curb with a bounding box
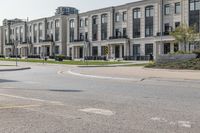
[0,67,31,72]
[78,63,147,68]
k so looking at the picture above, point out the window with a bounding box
[101,14,107,24]
[80,19,84,27]
[145,44,153,56]
[115,13,120,22]
[133,8,141,19]
[175,2,181,14]
[55,20,60,28]
[175,22,180,28]
[92,46,98,56]
[145,26,153,37]
[145,6,154,17]
[80,33,84,40]
[115,29,121,37]
[47,22,50,30]
[164,23,170,33]
[164,4,170,15]
[39,23,43,40]
[123,28,127,36]
[55,20,60,41]
[85,32,88,40]
[164,43,171,54]
[123,11,127,21]
[190,0,200,11]
[55,46,59,54]
[101,14,108,40]
[92,16,98,25]
[174,43,179,52]
[85,18,88,26]
[70,20,75,28]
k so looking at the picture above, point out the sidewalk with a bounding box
[72,66,200,81]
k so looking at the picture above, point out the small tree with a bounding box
[170,23,198,52]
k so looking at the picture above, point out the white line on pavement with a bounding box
[67,69,141,81]
[0,93,64,106]
[150,117,193,128]
[79,108,115,116]
[0,104,41,110]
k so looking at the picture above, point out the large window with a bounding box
[145,6,154,37]
[190,0,200,11]
[133,8,141,19]
[145,44,153,56]
[115,13,120,22]
[92,46,98,56]
[133,8,141,38]
[69,20,75,42]
[80,19,84,27]
[164,4,170,15]
[101,14,108,40]
[123,11,127,21]
[175,2,181,14]
[55,20,60,41]
[39,23,43,41]
[92,16,98,41]
[145,6,154,17]
[85,18,88,26]
[70,20,75,28]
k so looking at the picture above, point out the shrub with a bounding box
[193,49,200,58]
[55,55,65,61]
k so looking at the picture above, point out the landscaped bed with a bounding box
[0,58,128,66]
[145,58,200,70]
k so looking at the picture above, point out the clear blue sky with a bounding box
[0,0,139,25]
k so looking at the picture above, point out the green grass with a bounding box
[0,58,129,66]
[145,58,200,70]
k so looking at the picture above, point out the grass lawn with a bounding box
[145,58,200,70]
[0,58,129,66]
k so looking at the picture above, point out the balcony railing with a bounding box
[109,35,128,40]
[157,32,170,36]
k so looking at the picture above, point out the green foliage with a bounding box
[145,59,200,70]
[170,23,198,51]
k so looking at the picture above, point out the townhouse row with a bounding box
[0,0,199,60]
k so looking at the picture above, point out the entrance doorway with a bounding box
[79,47,83,58]
[164,43,170,54]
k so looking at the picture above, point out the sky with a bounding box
[0,0,139,25]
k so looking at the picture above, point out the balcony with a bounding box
[6,42,14,45]
[157,32,171,36]
[109,35,128,40]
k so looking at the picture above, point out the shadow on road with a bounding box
[49,89,83,92]
[0,79,18,83]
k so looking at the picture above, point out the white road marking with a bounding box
[150,117,193,128]
[79,108,114,116]
[0,93,64,105]
[151,117,168,122]
[178,121,192,128]
[67,69,141,81]
[0,104,40,109]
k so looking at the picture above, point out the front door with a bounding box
[46,47,50,56]
[79,47,83,58]
[115,46,120,58]
[133,45,140,57]
[164,43,170,54]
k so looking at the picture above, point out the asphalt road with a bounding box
[0,63,200,133]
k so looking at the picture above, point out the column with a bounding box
[120,45,123,58]
[170,43,174,53]
[98,46,101,56]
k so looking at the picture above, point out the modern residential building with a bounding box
[0,0,200,60]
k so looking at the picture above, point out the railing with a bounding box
[157,32,171,36]
[109,35,128,40]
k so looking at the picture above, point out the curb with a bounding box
[0,67,31,72]
[78,63,147,68]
